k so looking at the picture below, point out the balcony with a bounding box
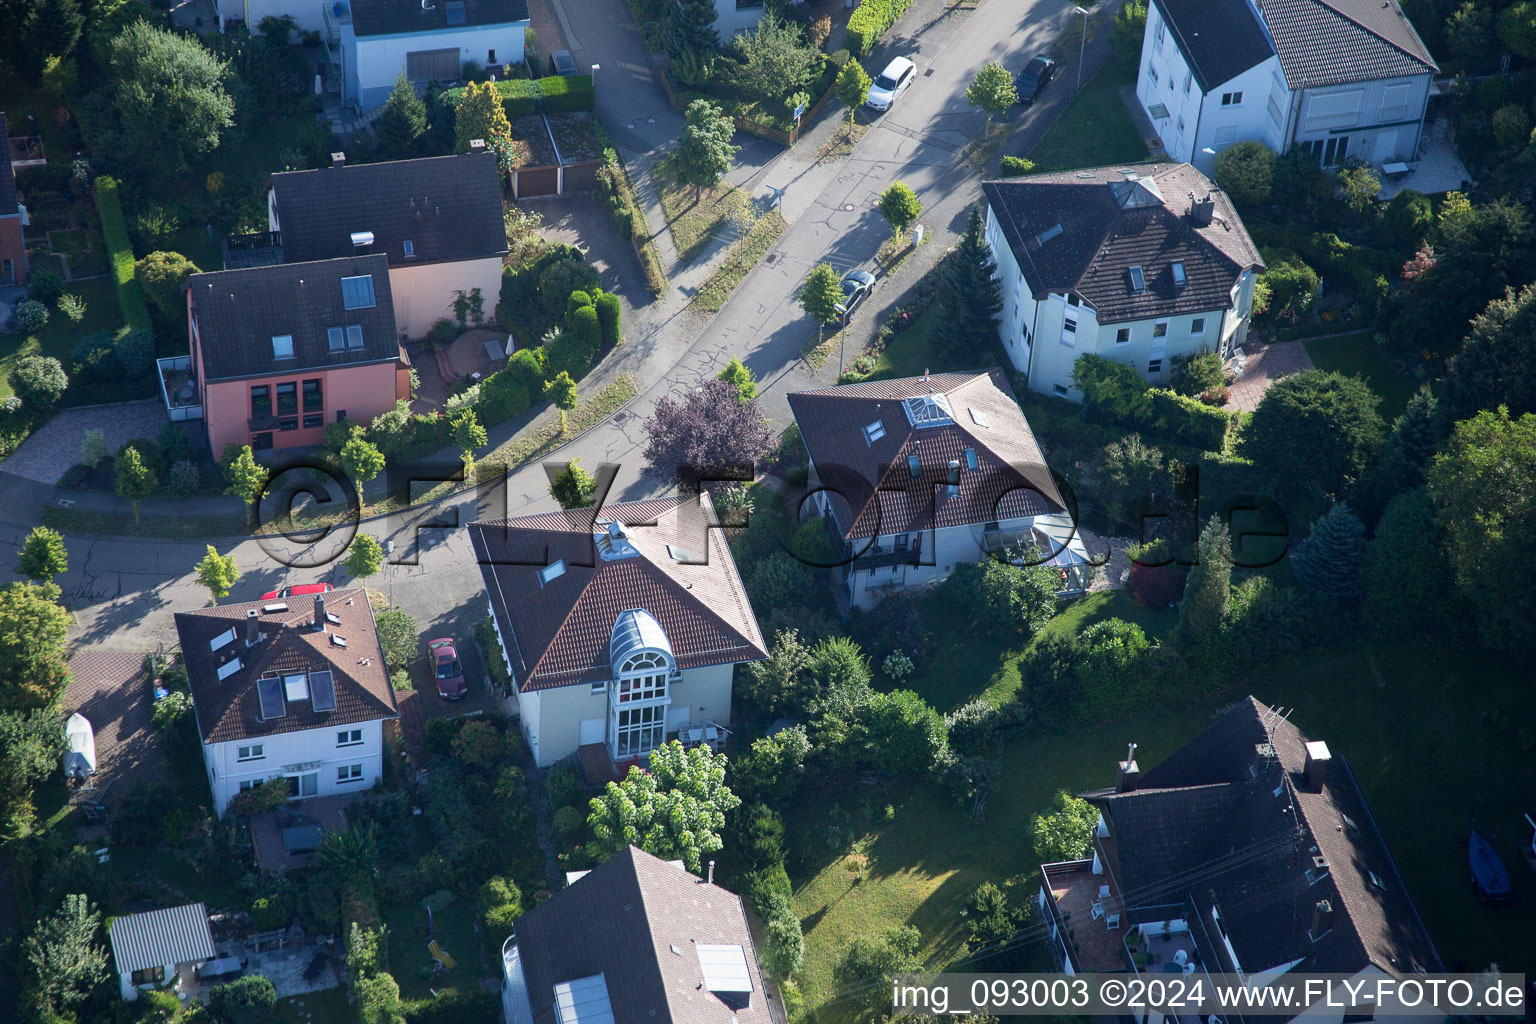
[222,230,283,270]
[322,0,351,46]
[1126,925,1200,975]
[157,357,203,421]
[848,544,923,572]
[1040,859,1128,974]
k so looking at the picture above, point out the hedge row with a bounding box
[592,125,667,295]
[1073,353,1234,452]
[846,0,917,56]
[441,74,595,117]
[94,176,152,332]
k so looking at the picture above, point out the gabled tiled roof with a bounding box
[1155,0,1274,92]
[468,495,767,691]
[351,0,529,37]
[1098,697,1441,980]
[188,256,400,381]
[512,847,769,1023]
[788,370,1065,541]
[1259,0,1436,89]
[173,589,399,744]
[0,114,18,217]
[983,164,1264,325]
[269,153,507,266]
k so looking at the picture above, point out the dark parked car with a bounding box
[1015,55,1057,105]
[428,638,467,700]
[550,50,578,76]
[839,270,876,320]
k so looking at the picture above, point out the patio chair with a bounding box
[1106,913,1121,930]
[428,940,456,970]
[1098,884,1110,900]
[702,722,720,748]
[1091,901,1104,921]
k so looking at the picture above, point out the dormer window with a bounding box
[907,455,921,479]
[341,275,376,310]
[272,334,294,359]
[1128,266,1146,293]
[1171,262,1186,287]
[539,559,566,586]
[863,420,886,445]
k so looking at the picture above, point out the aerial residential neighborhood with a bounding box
[0,0,1532,1019]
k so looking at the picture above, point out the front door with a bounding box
[287,773,318,798]
[1373,130,1399,163]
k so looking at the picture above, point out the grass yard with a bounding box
[0,276,124,400]
[655,160,749,265]
[384,896,482,1001]
[1027,58,1149,173]
[690,209,787,314]
[872,306,940,377]
[1303,330,1418,422]
[269,987,350,1024]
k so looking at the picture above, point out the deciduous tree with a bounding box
[1363,487,1460,638]
[450,408,487,476]
[716,356,757,400]
[587,740,741,872]
[641,378,773,486]
[194,545,239,605]
[374,608,419,669]
[672,99,738,201]
[18,526,68,582]
[548,458,597,509]
[965,61,1017,124]
[544,370,579,433]
[1445,282,1536,421]
[339,430,386,502]
[114,445,157,523]
[344,534,385,580]
[108,23,235,175]
[9,355,67,410]
[221,443,269,512]
[835,59,872,123]
[878,181,922,237]
[0,582,72,712]
[1031,790,1098,862]
[134,251,201,321]
[798,261,844,341]
[1241,369,1383,504]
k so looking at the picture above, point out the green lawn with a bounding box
[654,159,750,265]
[1303,330,1419,422]
[383,897,482,1001]
[0,276,125,400]
[1027,58,1149,172]
[269,986,350,1024]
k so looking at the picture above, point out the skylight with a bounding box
[210,628,237,652]
[1128,266,1146,293]
[552,975,614,1024]
[1171,262,1187,287]
[345,324,365,349]
[666,544,697,563]
[330,634,348,648]
[969,408,989,428]
[403,240,415,257]
[327,327,345,352]
[445,0,466,23]
[216,657,243,681]
[349,231,374,248]
[907,455,921,479]
[283,672,310,702]
[272,334,295,359]
[262,602,288,613]
[964,447,978,470]
[1034,223,1064,246]
[341,275,376,310]
[902,393,953,427]
[539,559,567,586]
[863,420,886,445]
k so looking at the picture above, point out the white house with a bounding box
[468,495,767,772]
[108,903,217,1000]
[333,0,529,110]
[787,370,1093,611]
[980,163,1265,399]
[265,151,508,340]
[714,0,766,40]
[1137,0,1437,174]
[173,589,399,817]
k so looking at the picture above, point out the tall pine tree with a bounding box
[1387,385,1446,485]
[664,0,719,69]
[1291,502,1366,598]
[25,0,84,69]
[937,203,1003,362]
[375,73,427,157]
[1179,514,1232,639]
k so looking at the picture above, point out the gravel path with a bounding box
[5,400,172,484]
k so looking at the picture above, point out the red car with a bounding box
[260,582,334,601]
[429,638,467,700]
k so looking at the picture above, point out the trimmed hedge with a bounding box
[95,177,152,332]
[592,125,667,295]
[846,0,916,56]
[441,74,595,117]
[1073,353,1233,452]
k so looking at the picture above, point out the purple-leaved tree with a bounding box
[642,379,775,486]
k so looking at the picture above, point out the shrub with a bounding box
[115,327,155,377]
[565,289,593,319]
[10,355,68,409]
[540,260,601,317]
[440,73,596,117]
[209,975,278,1024]
[846,0,916,56]
[96,177,153,331]
[477,367,533,425]
[1257,252,1319,318]
[426,318,460,349]
[401,991,502,1024]
[999,155,1035,177]
[1126,538,1186,607]
[1213,141,1276,208]
[552,804,584,843]
[151,690,193,733]
[1168,351,1225,397]
[593,290,621,345]
[167,459,200,495]
[29,261,66,304]
[15,300,48,333]
[544,762,582,808]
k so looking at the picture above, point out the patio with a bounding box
[1377,120,1472,200]
[180,935,341,1004]
[1042,860,1127,973]
[1223,340,1315,413]
[250,793,360,874]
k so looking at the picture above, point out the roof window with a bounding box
[262,602,289,614]
[216,657,243,681]
[349,231,374,248]
[327,327,345,352]
[329,634,348,648]
[1034,223,1063,246]
[283,672,310,702]
[539,559,567,586]
[1128,266,1146,293]
[210,628,237,652]
[969,408,989,428]
[445,0,465,23]
[697,944,754,996]
[907,455,921,479]
[666,544,697,563]
[272,334,295,359]
[903,393,953,427]
[402,240,415,257]
[1368,870,1386,891]
[341,275,376,310]
[1171,261,1187,287]
[345,324,364,350]
[964,447,978,470]
[863,420,886,445]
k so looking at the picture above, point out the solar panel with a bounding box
[257,676,286,720]
[697,944,753,994]
[309,670,336,712]
[210,628,237,651]
[216,657,242,681]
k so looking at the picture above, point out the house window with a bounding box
[1171,262,1187,287]
[338,729,363,746]
[1148,358,1163,374]
[1222,91,1243,106]
[1052,384,1070,397]
[252,431,274,450]
[303,414,324,429]
[338,764,364,783]
[275,381,297,415]
[251,385,271,418]
[340,275,377,310]
[1148,65,1159,86]
[302,378,323,411]
[237,744,264,761]
[405,48,459,84]
[1154,19,1164,48]
[1379,83,1410,122]
[345,325,365,349]
[131,966,166,986]
[444,0,465,24]
[1323,135,1350,167]
[1065,293,1080,307]
[272,334,294,359]
[1183,73,1191,94]
[614,704,666,758]
[1,259,12,284]
[1191,317,1206,335]
[1062,316,1077,340]
[591,681,607,695]
[1128,266,1146,292]
[1116,327,1131,344]
[327,327,344,352]
[1153,321,1168,338]
[486,49,496,64]
[239,780,257,793]
[616,654,668,703]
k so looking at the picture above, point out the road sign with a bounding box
[794,101,807,121]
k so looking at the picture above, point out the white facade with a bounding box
[714,0,765,39]
[217,0,329,34]
[1137,0,1432,174]
[204,718,385,816]
[343,21,528,110]
[983,204,1258,399]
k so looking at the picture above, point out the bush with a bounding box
[1213,141,1277,208]
[10,355,68,409]
[1384,190,1432,247]
[1168,351,1225,397]
[1256,251,1319,318]
[552,804,585,843]
[209,975,277,1024]
[544,762,582,809]
[593,290,621,345]
[540,259,601,318]
[426,318,460,349]
[476,369,532,425]
[96,177,153,331]
[402,991,502,1024]
[846,0,916,55]
[15,300,48,334]
[115,327,156,377]
[30,262,66,304]
[999,155,1035,177]
[151,690,193,733]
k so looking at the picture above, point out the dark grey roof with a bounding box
[1259,0,1436,88]
[1154,0,1275,92]
[350,0,528,37]
[188,256,400,381]
[512,846,770,1023]
[0,113,18,217]
[1100,697,1442,981]
[982,163,1264,325]
[268,153,507,267]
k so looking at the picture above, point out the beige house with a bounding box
[264,150,508,340]
[468,494,767,776]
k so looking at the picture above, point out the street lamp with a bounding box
[591,63,600,97]
[834,303,849,374]
[1074,6,1089,94]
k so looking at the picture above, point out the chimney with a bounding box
[245,608,260,646]
[707,860,715,884]
[313,593,327,632]
[331,151,346,168]
[1191,193,1215,227]
[946,459,961,495]
[1304,741,1332,791]
[469,138,487,152]
[1310,899,1333,940]
[1116,741,1140,792]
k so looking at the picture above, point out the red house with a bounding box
[0,113,29,289]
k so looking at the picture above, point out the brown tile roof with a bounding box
[513,846,770,1023]
[787,369,1066,540]
[982,163,1264,325]
[468,494,767,691]
[188,255,400,382]
[173,589,399,744]
[1259,0,1436,89]
[1098,697,1441,980]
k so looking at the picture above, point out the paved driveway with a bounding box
[61,648,167,808]
[4,400,174,484]
[1225,341,1315,413]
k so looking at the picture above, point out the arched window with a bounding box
[616,651,668,704]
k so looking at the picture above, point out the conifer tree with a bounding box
[1291,503,1366,598]
[937,203,1003,361]
[1179,514,1232,638]
[375,73,427,157]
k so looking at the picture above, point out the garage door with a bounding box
[406,48,460,84]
